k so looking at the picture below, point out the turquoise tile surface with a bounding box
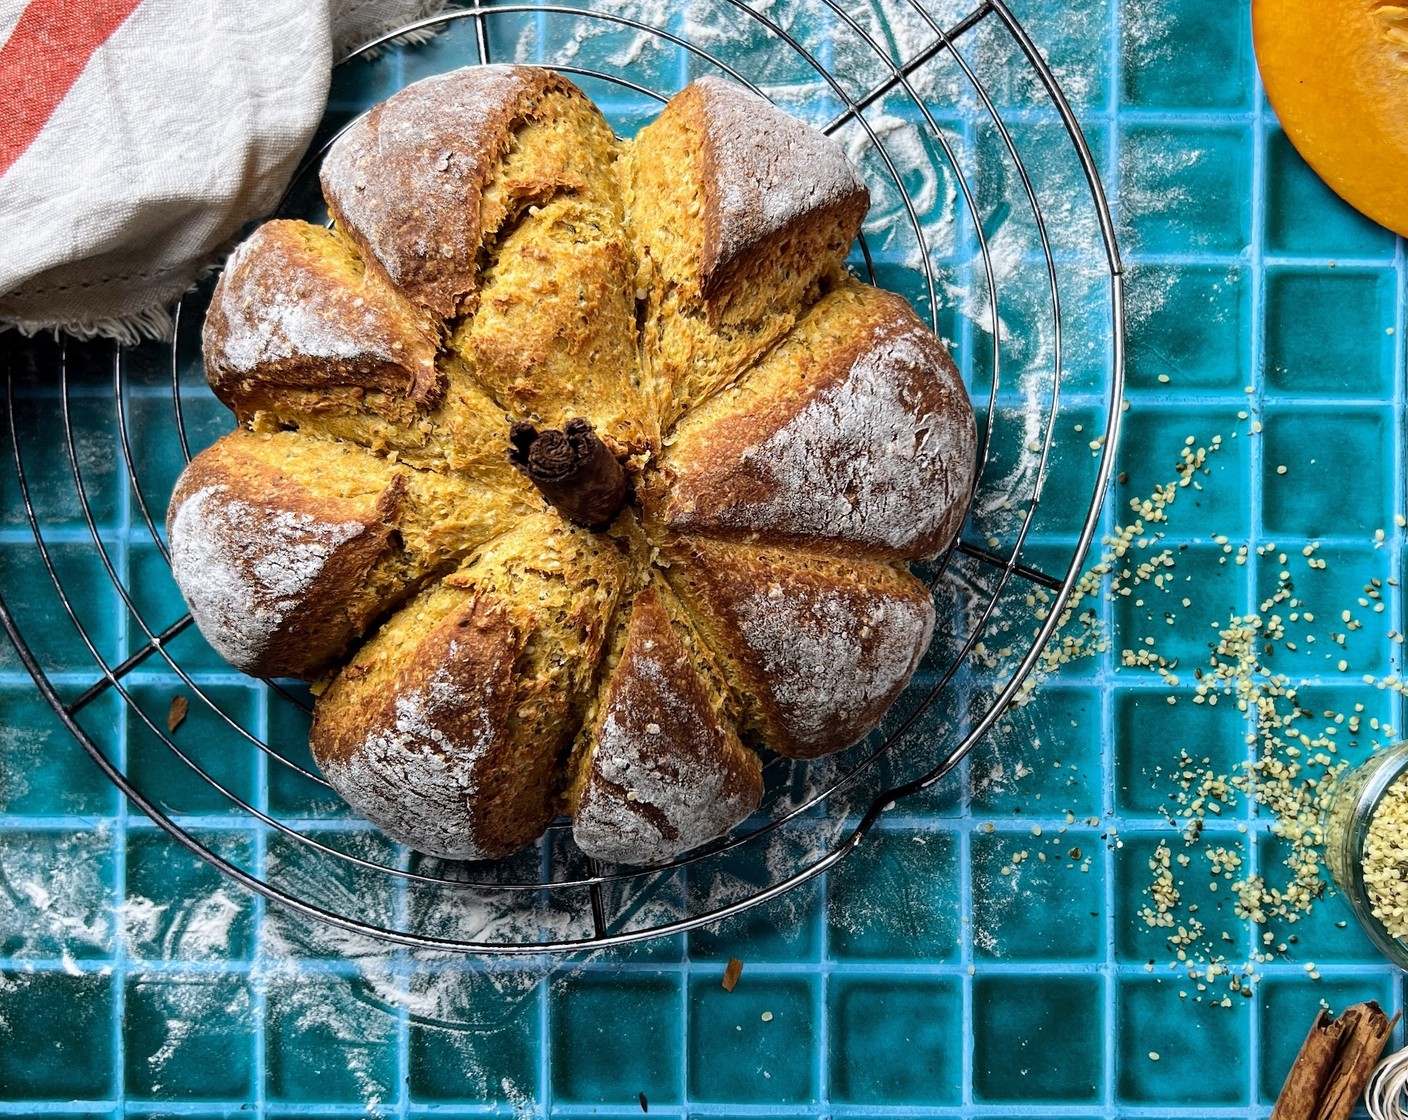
[687,975,819,1103]
[2,0,1407,1116]
[553,972,684,1105]
[829,975,964,1103]
[1264,267,1398,395]
[971,975,1104,1102]
[124,974,256,1101]
[0,973,116,1100]
[1125,263,1250,392]
[1115,977,1251,1104]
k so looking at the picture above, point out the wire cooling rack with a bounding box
[0,0,1123,953]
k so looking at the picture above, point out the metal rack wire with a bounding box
[0,0,1124,953]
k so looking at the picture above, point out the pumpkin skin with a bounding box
[1254,0,1408,236]
[167,66,978,867]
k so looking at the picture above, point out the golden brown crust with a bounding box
[616,77,869,426]
[320,65,609,320]
[309,584,554,860]
[663,537,936,759]
[570,582,762,865]
[174,67,974,864]
[624,78,868,313]
[203,220,440,425]
[646,279,977,562]
[166,429,415,679]
[309,513,638,860]
[455,194,653,457]
[688,77,869,307]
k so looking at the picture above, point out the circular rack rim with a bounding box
[0,0,1126,954]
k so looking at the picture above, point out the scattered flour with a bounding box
[0,724,41,811]
[840,108,960,268]
[1120,0,1178,70]
[0,828,113,958]
[121,887,245,961]
[1116,140,1205,251]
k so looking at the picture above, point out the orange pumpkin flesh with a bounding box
[1253,0,1408,237]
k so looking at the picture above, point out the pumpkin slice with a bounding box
[1254,0,1408,236]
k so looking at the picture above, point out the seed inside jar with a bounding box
[1362,775,1408,940]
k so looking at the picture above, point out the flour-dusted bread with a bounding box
[569,579,763,865]
[644,279,976,561]
[310,514,636,860]
[618,76,871,425]
[169,65,977,866]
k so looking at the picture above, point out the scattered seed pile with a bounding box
[985,418,1403,997]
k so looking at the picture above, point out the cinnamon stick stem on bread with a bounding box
[510,418,628,528]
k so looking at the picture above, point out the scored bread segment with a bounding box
[309,512,636,861]
[569,578,762,866]
[455,193,653,459]
[646,277,977,562]
[618,76,869,425]
[203,220,440,426]
[168,429,423,679]
[200,217,537,498]
[321,65,620,322]
[662,537,936,760]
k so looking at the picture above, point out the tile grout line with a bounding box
[1390,172,1408,1049]
[251,448,277,1120]
[958,823,975,1114]
[540,842,553,1112]
[394,849,411,1118]
[954,18,982,1109]
[1102,0,1122,1113]
[1243,46,1271,1117]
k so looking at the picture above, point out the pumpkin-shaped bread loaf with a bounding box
[167,65,977,866]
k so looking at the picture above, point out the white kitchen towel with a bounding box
[0,0,447,345]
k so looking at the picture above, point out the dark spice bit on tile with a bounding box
[167,695,189,733]
[721,957,744,992]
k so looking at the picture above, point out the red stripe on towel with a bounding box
[0,0,146,176]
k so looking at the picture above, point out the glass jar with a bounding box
[1324,741,1408,970]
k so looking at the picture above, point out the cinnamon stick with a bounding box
[509,418,627,529]
[1271,1000,1400,1120]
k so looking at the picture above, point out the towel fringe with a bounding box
[0,303,175,347]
